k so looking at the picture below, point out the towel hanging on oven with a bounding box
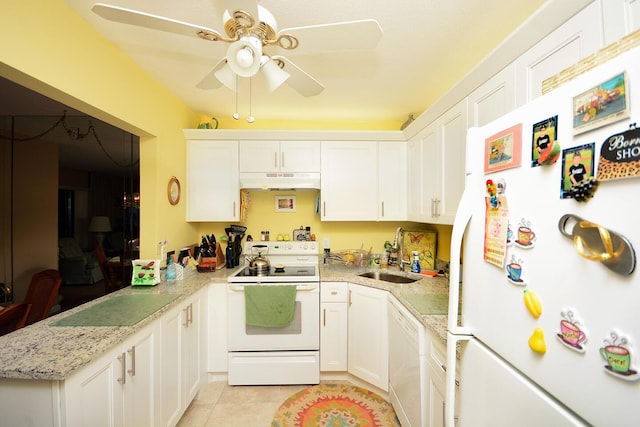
[244,285,297,327]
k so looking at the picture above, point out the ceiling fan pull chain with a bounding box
[233,75,240,120]
[247,77,255,124]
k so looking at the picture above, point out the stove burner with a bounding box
[233,265,316,278]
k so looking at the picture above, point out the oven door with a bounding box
[227,282,320,351]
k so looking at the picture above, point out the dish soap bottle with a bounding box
[411,251,421,273]
[166,257,176,281]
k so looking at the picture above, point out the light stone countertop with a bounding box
[0,263,455,381]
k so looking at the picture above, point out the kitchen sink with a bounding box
[358,271,417,284]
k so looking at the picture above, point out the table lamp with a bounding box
[88,216,112,247]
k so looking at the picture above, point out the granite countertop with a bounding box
[0,263,455,381]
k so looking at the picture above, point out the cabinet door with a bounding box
[420,126,439,222]
[161,303,183,427]
[406,135,422,222]
[239,141,279,172]
[123,323,160,427]
[347,283,388,391]
[183,293,202,403]
[186,140,239,221]
[207,283,228,373]
[378,142,407,220]
[320,302,348,371]
[321,142,377,221]
[280,141,321,172]
[64,346,123,427]
[437,99,467,223]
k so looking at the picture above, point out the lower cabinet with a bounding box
[320,282,348,371]
[427,332,457,427]
[64,321,161,427]
[347,283,388,391]
[161,289,204,427]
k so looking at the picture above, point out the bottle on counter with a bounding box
[411,251,421,273]
[166,257,177,281]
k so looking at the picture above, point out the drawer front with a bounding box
[321,282,348,302]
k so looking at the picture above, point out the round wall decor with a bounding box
[168,176,181,205]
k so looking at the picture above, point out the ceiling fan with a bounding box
[92,1,383,98]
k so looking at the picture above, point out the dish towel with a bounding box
[244,285,297,327]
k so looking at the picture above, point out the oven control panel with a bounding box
[244,241,319,256]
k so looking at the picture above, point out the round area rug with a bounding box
[272,383,401,427]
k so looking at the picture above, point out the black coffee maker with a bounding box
[225,225,247,267]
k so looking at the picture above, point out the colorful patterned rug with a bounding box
[271,383,401,427]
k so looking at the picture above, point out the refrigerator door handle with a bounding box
[446,332,471,426]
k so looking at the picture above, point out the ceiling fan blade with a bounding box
[92,3,224,40]
[196,58,229,89]
[277,20,382,55]
[272,56,324,97]
[223,0,259,23]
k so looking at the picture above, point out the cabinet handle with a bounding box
[323,308,326,327]
[323,202,326,217]
[281,152,285,169]
[442,401,446,427]
[184,306,190,327]
[435,198,441,218]
[381,201,385,217]
[127,346,136,377]
[189,303,193,326]
[117,352,126,384]
[233,202,236,217]
[274,152,278,168]
[348,290,352,307]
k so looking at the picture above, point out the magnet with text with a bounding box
[556,309,588,353]
[514,218,536,249]
[597,123,640,181]
[600,330,639,381]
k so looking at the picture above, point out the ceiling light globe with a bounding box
[236,48,254,69]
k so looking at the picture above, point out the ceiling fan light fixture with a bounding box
[214,61,237,91]
[260,56,290,92]
[227,36,262,77]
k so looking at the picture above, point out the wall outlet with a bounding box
[323,237,330,249]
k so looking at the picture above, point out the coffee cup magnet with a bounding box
[556,309,588,353]
[600,330,639,381]
[506,254,527,285]
[514,218,536,249]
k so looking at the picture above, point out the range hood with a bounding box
[239,172,321,190]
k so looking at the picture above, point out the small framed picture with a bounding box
[560,143,595,199]
[531,116,558,167]
[484,123,523,174]
[275,196,296,212]
[572,71,629,135]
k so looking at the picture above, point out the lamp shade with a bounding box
[226,35,262,77]
[260,56,290,92]
[88,216,112,233]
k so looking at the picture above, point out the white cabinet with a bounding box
[347,283,388,391]
[161,290,205,427]
[186,140,239,221]
[207,283,228,374]
[378,142,407,220]
[321,141,378,221]
[320,282,348,371]
[64,322,161,427]
[239,140,320,172]
[409,99,467,224]
[427,332,458,427]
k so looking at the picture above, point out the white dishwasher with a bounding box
[388,295,427,427]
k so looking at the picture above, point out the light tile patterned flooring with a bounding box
[177,381,309,427]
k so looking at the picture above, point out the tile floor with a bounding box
[176,381,309,427]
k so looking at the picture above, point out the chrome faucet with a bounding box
[392,227,404,269]
[399,259,411,272]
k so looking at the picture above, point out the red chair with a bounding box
[0,303,32,336]
[23,269,62,326]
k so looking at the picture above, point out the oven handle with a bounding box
[228,284,318,292]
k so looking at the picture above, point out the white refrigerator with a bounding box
[446,46,640,427]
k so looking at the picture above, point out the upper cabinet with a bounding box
[239,140,321,173]
[186,140,239,222]
[407,99,467,225]
[321,141,378,221]
[378,142,407,221]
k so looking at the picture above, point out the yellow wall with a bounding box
[194,190,453,262]
[1,0,453,263]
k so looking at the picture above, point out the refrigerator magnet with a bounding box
[600,330,639,381]
[506,254,527,285]
[514,218,537,249]
[556,309,588,353]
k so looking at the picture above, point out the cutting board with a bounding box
[51,294,181,327]
[402,229,437,270]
